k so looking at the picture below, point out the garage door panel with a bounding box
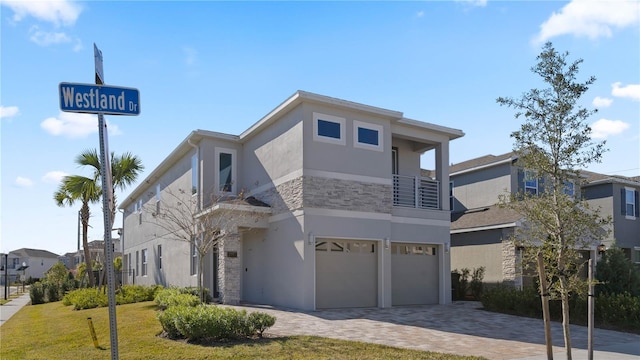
[392,243,439,306]
[316,240,377,309]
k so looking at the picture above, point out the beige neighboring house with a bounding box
[120,90,464,310]
[74,239,123,269]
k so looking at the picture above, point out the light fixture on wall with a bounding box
[444,242,450,253]
[384,238,390,249]
[597,243,606,255]
[308,232,314,245]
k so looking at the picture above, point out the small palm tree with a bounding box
[54,174,101,287]
[76,149,144,226]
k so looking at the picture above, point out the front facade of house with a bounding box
[581,171,640,265]
[449,152,640,286]
[120,91,463,310]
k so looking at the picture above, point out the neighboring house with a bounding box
[581,171,640,265]
[448,152,640,286]
[120,90,464,310]
[3,248,60,283]
[75,239,122,269]
[59,252,78,269]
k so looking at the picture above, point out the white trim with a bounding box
[313,112,346,146]
[451,222,518,234]
[305,207,391,221]
[215,147,237,195]
[269,209,305,223]
[390,216,450,227]
[451,157,515,176]
[353,120,383,152]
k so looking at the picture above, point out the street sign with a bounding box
[94,44,104,85]
[59,82,140,116]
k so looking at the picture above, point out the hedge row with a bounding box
[481,284,640,332]
[62,285,163,310]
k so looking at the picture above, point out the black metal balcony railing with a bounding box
[393,175,440,209]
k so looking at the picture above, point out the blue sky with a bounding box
[1,0,639,256]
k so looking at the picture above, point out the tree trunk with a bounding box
[81,204,94,287]
[198,250,205,303]
[560,275,572,360]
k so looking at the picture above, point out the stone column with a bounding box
[218,232,241,305]
[502,240,518,287]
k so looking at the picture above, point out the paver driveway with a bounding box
[225,301,640,360]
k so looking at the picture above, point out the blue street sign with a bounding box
[59,82,140,116]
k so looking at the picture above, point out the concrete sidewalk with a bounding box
[0,292,31,327]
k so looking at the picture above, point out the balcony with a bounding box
[393,175,440,210]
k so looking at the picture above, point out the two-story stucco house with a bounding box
[2,248,60,284]
[119,90,464,310]
[448,152,640,287]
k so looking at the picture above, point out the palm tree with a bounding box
[54,175,101,287]
[75,149,144,227]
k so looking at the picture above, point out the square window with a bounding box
[313,113,345,145]
[358,127,378,145]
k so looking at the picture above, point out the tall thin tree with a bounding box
[497,42,610,359]
[54,175,101,287]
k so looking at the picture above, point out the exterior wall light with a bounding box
[308,232,314,245]
[384,238,390,249]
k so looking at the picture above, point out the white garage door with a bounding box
[316,239,377,309]
[391,243,439,306]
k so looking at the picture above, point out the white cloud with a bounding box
[1,0,82,27]
[42,171,69,184]
[417,11,424,18]
[0,105,19,119]
[29,25,71,46]
[15,176,34,188]
[40,112,121,138]
[591,118,631,139]
[611,82,640,101]
[533,0,640,44]
[592,96,613,108]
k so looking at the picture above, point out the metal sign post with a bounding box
[95,43,119,360]
[59,43,140,360]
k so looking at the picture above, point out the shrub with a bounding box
[62,288,108,310]
[29,282,46,305]
[596,247,640,297]
[117,284,162,304]
[470,267,486,300]
[157,305,276,341]
[155,287,203,310]
[248,311,276,337]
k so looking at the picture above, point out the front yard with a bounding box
[0,301,485,359]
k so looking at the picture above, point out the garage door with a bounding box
[316,239,377,309]
[391,243,439,306]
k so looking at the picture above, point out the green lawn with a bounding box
[0,301,485,360]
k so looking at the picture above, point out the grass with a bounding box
[0,301,485,360]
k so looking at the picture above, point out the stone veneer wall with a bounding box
[252,175,393,215]
[501,239,522,288]
[303,176,392,213]
[218,233,240,305]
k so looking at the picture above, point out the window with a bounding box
[353,120,383,151]
[157,245,162,270]
[563,181,575,196]
[191,153,198,195]
[623,188,639,219]
[634,248,640,266]
[313,112,345,145]
[190,243,197,276]
[391,147,398,175]
[215,148,236,193]
[127,253,131,275]
[135,251,139,277]
[138,199,143,225]
[449,181,454,212]
[155,184,161,215]
[141,249,148,276]
[524,170,538,195]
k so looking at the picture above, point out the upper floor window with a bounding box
[215,148,236,194]
[157,245,162,270]
[449,181,454,212]
[563,181,575,196]
[191,153,198,195]
[313,112,345,145]
[623,188,638,219]
[155,184,161,215]
[141,248,148,276]
[353,120,383,151]
[524,170,538,196]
